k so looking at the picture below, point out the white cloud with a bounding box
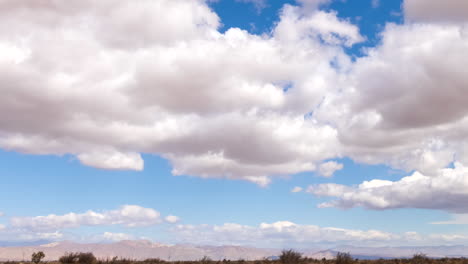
[404,0,468,22]
[165,215,180,224]
[101,232,134,242]
[172,221,468,247]
[0,0,363,184]
[0,224,5,230]
[1,0,468,195]
[371,0,380,8]
[308,163,468,213]
[77,150,144,171]
[318,161,343,177]
[291,186,303,193]
[314,20,468,176]
[9,205,177,231]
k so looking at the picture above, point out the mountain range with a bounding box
[1,241,468,261]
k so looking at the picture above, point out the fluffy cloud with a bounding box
[308,163,468,213]
[172,221,468,247]
[404,0,468,22]
[165,215,180,224]
[291,186,303,193]
[318,161,343,177]
[9,205,176,231]
[315,20,468,175]
[0,0,363,184]
[1,0,468,192]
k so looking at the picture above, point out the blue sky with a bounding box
[1,0,468,248]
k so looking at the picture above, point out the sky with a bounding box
[1,0,468,249]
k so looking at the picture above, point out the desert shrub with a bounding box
[200,257,213,264]
[280,249,303,264]
[143,259,166,264]
[411,254,430,264]
[32,252,46,264]
[59,252,97,264]
[335,252,353,264]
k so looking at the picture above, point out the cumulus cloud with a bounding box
[404,0,468,22]
[1,0,468,195]
[0,0,364,185]
[9,205,177,231]
[308,163,468,213]
[318,161,343,177]
[172,221,468,247]
[314,19,468,176]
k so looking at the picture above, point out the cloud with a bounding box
[0,212,4,217]
[314,19,468,176]
[165,215,180,224]
[404,0,468,22]
[432,214,468,225]
[1,0,468,192]
[0,224,5,230]
[308,163,468,213]
[371,0,380,8]
[0,0,364,185]
[9,205,177,231]
[101,232,134,242]
[0,227,64,242]
[77,150,144,171]
[318,161,343,177]
[172,221,468,247]
[291,186,303,193]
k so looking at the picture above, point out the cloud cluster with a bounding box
[173,221,468,247]
[10,205,177,231]
[0,0,468,200]
[0,0,365,185]
[307,163,468,213]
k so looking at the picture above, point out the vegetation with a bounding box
[3,252,468,264]
[59,252,97,264]
[32,252,46,264]
[335,253,353,264]
[279,250,303,264]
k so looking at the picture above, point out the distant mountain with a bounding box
[2,241,468,261]
[0,240,280,261]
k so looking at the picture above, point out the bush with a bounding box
[32,251,45,264]
[280,249,303,264]
[335,252,353,264]
[412,254,430,264]
[59,252,97,264]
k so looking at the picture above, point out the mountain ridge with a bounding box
[2,241,468,261]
